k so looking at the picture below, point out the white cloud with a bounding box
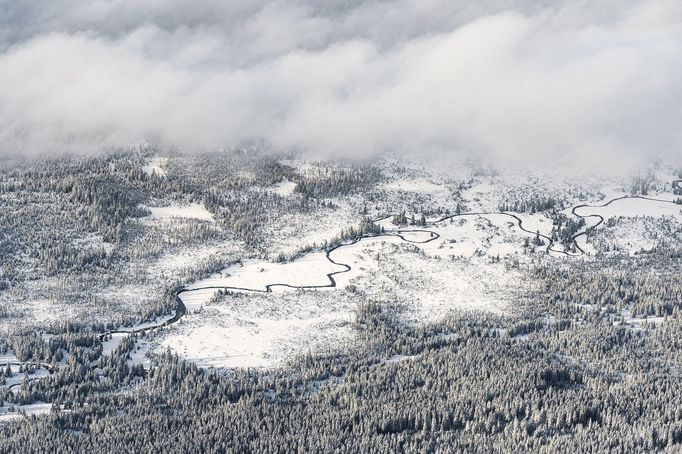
[0,0,680,165]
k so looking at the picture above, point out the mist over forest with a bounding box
[1,0,681,166]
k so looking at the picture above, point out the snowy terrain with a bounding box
[0,402,52,422]
[146,203,215,223]
[3,154,680,377]
[150,164,682,370]
[142,156,168,177]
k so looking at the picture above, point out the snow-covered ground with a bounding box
[142,157,168,177]
[266,178,297,197]
[341,241,521,322]
[0,364,50,392]
[161,291,357,368]
[101,333,129,357]
[574,197,682,220]
[591,216,681,255]
[382,178,447,195]
[182,252,343,298]
[146,203,215,223]
[261,196,361,258]
[0,402,52,422]
[569,196,682,255]
[7,156,681,377]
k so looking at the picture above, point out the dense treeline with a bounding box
[2,318,681,451]
[498,196,561,213]
[296,166,383,198]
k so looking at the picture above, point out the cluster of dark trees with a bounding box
[498,195,561,213]
[204,188,310,245]
[673,176,681,196]
[200,159,384,246]
[628,172,657,196]
[550,213,586,249]
[295,166,383,199]
[0,150,318,283]
[522,231,546,250]
[528,249,682,319]
[391,211,427,226]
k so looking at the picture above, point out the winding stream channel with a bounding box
[98,194,681,349]
[3,193,680,391]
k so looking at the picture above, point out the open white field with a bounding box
[0,402,52,422]
[160,290,357,369]
[183,252,343,298]
[574,197,682,220]
[146,203,215,223]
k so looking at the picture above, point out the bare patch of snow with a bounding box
[142,157,168,177]
[0,402,52,422]
[160,291,356,369]
[267,179,297,197]
[146,203,215,223]
[382,179,444,194]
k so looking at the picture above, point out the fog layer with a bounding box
[1,0,680,163]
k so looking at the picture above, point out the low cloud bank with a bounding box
[0,0,680,165]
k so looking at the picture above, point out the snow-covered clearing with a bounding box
[382,179,445,194]
[462,181,497,212]
[0,402,52,422]
[166,192,678,369]
[613,310,666,331]
[161,291,356,368]
[347,242,519,322]
[142,157,168,177]
[99,332,154,369]
[101,333,128,357]
[511,212,554,238]
[146,203,215,223]
[267,178,297,197]
[574,197,682,220]
[591,216,680,255]
[570,197,682,254]
[182,252,343,298]
[369,354,419,369]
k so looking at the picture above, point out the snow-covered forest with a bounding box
[0,148,681,452]
[2,0,682,450]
